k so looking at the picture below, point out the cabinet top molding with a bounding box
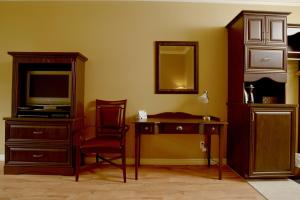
[8,51,88,62]
[226,10,291,28]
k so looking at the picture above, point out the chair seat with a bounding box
[81,137,122,150]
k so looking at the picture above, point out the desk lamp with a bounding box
[198,90,210,121]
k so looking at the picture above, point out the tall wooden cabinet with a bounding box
[227,11,296,178]
[4,52,87,175]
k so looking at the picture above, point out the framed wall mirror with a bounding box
[155,41,198,94]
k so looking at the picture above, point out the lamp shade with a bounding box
[198,90,209,104]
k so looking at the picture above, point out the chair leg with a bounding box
[207,133,211,167]
[96,153,99,163]
[75,148,81,182]
[122,150,126,183]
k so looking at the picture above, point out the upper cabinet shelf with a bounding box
[288,24,300,60]
[288,51,300,60]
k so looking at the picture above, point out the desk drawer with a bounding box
[159,123,199,134]
[8,125,69,140]
[137,123,154,134]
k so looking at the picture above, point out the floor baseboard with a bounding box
[136,158,222,165]
[0,155,226,165]
[87,157,226,165]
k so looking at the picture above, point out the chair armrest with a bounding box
[124,124,130,133]
[74,129,84,147]
[74,125,97,146]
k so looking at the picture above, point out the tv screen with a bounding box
[26,71,72,106]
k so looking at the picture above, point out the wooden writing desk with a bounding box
[133,112,228,180]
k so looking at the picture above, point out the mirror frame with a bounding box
[155,41,199,94]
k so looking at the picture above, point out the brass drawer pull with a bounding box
[176,125,183,131]
[32,154,44,158]
[33,131,43,135]
[261,57,272,62]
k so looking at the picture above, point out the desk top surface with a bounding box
[133,118,228,125]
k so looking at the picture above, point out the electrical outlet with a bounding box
[200,141,205,148]
[200,141,207,152]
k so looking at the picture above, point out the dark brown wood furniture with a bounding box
[133,112,228,180]
[4,52,87,175]
[75,99,129,183]
[227,11,297,178]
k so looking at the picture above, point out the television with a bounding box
[26,71,72,107]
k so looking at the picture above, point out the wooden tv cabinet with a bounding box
[4,52,87,175]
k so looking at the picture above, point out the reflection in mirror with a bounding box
[155,41,198,94]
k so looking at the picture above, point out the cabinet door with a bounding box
[245,15,287,46]
[266,16,287,45]
[245,15,265,45]
[249,107,295,177]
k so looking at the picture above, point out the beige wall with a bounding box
[0,2,299,162]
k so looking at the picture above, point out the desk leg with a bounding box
[138,133,141,166]
[208,131,211,167]
[218,125,225,180]
[135,130,140,180]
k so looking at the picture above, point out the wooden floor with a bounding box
[0,162,265,200]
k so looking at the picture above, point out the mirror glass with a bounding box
[155,41,198,94]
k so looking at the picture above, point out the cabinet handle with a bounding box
[32,154,44,158]
[251,112,255,122]
[144,126,149,131]
[211,126,216,132]
[261,57,271,62]
[32,131,43,135]
[176,125,183,131]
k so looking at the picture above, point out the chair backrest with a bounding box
[95,99,127,138]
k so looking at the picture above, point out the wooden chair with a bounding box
[75,99,129,182]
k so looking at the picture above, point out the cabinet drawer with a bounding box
[7,147,69,163]
[8,124,69,140]
[245,46,286,73]
[159,123,199,134]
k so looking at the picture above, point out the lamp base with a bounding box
[203,116,211,121]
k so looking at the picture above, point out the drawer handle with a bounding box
[33,131,43,135]
[144,126,149,131]
[211,127,216,131]
[176,125,183,131]
[32,154,44,158]
[261,57,272,62]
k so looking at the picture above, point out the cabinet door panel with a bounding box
[267,16,287,45]
[250,108,295,177]
[245,16,264,44]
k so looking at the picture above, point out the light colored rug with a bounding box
[248,179,300,200]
